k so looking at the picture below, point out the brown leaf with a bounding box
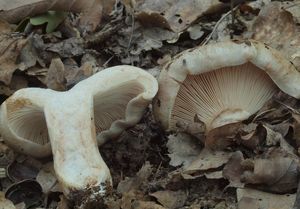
[0,19,13,34]
[77,0,103,34]
[117,162,152,194]
[0,142,14,169]
[0,34,27,85]
[238,123,260,150]
[132,0,223,33]
[0,0,115,30]
[252,2,300,69]
[182,148,231,179]
[237,188,295,209]
[0,192,16,209]
[223,151,245,188]
[131,200,166,209]
[167,133,202,168]
[262,125,296,156]
[205,122,245,150]
[150,190,187,209]
[241,149,299,193]
[46,58,66,91]
[57,195,69,209]
[36,163,60,194]
[46,38,84,58]
[237,197,259,209]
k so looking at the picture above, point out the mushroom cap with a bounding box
[154,40,300,132]
[0,65,158,157]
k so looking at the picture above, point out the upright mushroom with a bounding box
[154,40,300,133]
[0,65,158,205]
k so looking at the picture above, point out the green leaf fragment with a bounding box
[30,11,68,33]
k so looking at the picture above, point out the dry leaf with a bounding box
[0,34,27,85]
[0,19,13,34]
[237,188,295,209]
[205,122,245,150]
[117,162,152,194]
[46,58,66,90]
[238,196,260,209]
[0,0,116,33]
[57,195,69,209]
[36,163,60,194]
[223,151,245,188]
[0,192,16,209]
[45,37,84,58]
[167,133,202,168]
[182,148,231,179]
[252,2,300,68]
[241,149,299,193]
[131,200,166,209]
[262,125,296,156]
[132,0,223,33]
[150,190,187,209]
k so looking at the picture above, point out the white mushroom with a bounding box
[0,65,158,205]
[154,40,300,133]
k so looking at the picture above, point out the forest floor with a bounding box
[1,0,300,208]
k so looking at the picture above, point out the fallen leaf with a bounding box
[238,123,260,150]
[14,202,25,209]
[36,163,60,194]
[132,0,223,33]
[262,124,296,156]
[30,11,67,33]
[46,58,66,90]
[0,0,115,34]
[45,37,85,58]
[0,34,27,85]
[237,188,295,209]
[205,122,245,150]
[131,200,166,209]
[117,162,152,194]
[0,19,13,34]
[223,151,245,188]
[241,148,299,193]
[252,2,300,68]
[238,196,260,209]
[0,192,16,209]
[56,195,69,209]
[182,148,231,179]
[150,190,187,209]
[167,133,202,168]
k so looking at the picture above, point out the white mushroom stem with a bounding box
[44,91,111,198]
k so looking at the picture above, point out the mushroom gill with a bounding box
[170,62,277,131]
[94,81,145,133]
[7,103,49,145]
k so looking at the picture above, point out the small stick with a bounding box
[202,6,238,45]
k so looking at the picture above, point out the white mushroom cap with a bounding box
[154,40,300,132]
[0,65,158,202]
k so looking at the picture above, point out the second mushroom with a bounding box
[154,40,300,134]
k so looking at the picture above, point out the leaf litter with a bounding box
[1,0,300,208]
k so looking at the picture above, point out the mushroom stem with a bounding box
[44,91,111,202]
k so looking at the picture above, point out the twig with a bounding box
[292,175,300,209]
[126,12,135,65]
[201,5,239,45]
[284,2,300,10]
[127,13,135,51]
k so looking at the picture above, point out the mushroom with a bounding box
[154,40,300,133]
[0,65,158,204]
